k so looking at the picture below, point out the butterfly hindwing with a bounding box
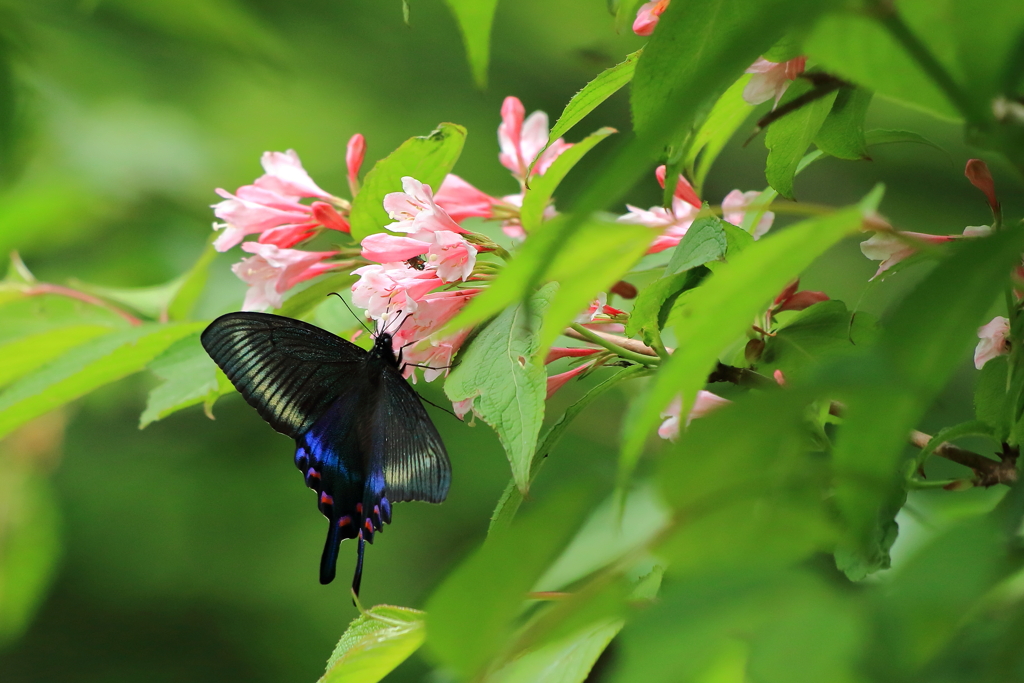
[377,366,451,504]
[201,312,366,439]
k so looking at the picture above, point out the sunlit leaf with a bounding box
[139,333,224,428]
[349,123,467,240]
[319,605,425,683]
[445,285,556,494]
[664,217,727,276]
[0,322,205,440]
[689,75,754,192]
[167,238,219,321]
[488,619,623,683]
[625,268,706,347]
[0,325,112,390]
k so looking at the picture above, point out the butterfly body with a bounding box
[201,312,450,595]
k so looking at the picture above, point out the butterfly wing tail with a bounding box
[320,517,344,585]
[352,532,366,597]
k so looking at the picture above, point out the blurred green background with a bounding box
[0,0,1017,681]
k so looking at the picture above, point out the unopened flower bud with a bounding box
[965,159,1000,216]
[611,280,638,299]
[745,338,765,363]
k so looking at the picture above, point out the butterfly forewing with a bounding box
[378,368,451,504]
[201,312,365,438]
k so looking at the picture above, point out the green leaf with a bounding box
[759,300,879,382]
[689,75,755,192]
[489,365,648,534]
[488,619,623,683]
[547,51,640,144]
[535,485,670,592]
[664,216,727,276]
[521,127,617,233]
[0,322,205,440]
[167,238,218,321]
[425,484,594,680]
[538,222,654,360]
[0,461,61,644]
[348,123,467,240]
[975,356,1011,441]
[948,0,1024,101]
[444,285,556,494]
[444,218,653,355]
[625,269,706,347]
[0,325,112,390]
[814,87,873,161]
[764,80,838,200]
[319,605,425,683]
[830,226,1024,557]
[620,200,876,486]
[738,150,824,235]
[70,277,185,320]
[139,333,224,428]
[443,0,499,89]
[803,11,961,121]
[274,272,358,321]
[865,128,951,159]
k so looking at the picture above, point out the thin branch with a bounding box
[26,283,143,326]
[910,430,1018,487]
[565,325,661,362]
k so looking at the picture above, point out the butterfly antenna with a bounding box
[393,311,414,334]
[416,393,459,420]
[352,533,366,597]
[328,292,372,335]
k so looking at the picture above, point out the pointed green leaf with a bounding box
[547,50,641,144]
[764,80,838,200]
[689,75,754,191]
[0,325,112,390]
[521,127,616,233]
[167,238,219,321]
[664,217,727,275]
[443,0,499,88]
[0,322,205,440]
[488,620,623,683]
[349,123,467,240]
[620,201,875,486]
[140,333,223,428]
[814,87,873,161]
[444,285,556,494]
[320,605,425,683]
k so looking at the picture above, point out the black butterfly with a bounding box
[201,312,451,596]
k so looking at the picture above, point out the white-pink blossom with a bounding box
[232,242,338,311]
[383,176,467,236]
[350,263,443,319]
[618,200,699,254]
[658,391,732,441]
[498,96,573,182]
[975,316,1011,369]
[722,189,775,239]
[860,226,989,279]
[743,57,807,107]
[435,174,496,222]
[427,230,477,282]
[254,150,332,199]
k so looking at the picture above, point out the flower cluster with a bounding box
[212,143,363,310]
[617,165,775,253]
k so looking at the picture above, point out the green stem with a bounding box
[569,323,660,366]
[908,478,968,490]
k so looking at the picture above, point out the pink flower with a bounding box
[743,57,807,107]
[576,293,626,323]
[655,165,701,210]
[452,396,477,421]
[347,134,366,195]
[965,158,1000,215]
[633,0,670,36]
[435,174,497,222]
[212,149,348,251]
[975,316,1010,369]
[546,364,589,399]
[428,230,477,282]
[253,150,332,199]
[390,290,479,382]
[860,226,989,279]
[545,347,600,363]
[383,177,467,236]
[771,279,828,313]
[360,233,430,263]
[350,263,443,319]
[232,242,338,311]
[498,96,573,182]
[658,391,732,441]
[722,189,775,239]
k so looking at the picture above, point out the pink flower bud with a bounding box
[632,0,670,36]
[773,369,787,386]
[655,165,701,209]
[775,290,829,312]
[545,347,600,364]
[546,364,589,399]
[964,159,999,214]
[346,134,366,193]
[311,201,350,233]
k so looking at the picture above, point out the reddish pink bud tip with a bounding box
[776,290,829,312]
[965,158,999,213]
[311,201,351,233]
[346,134,366,186]
[773,279,801,306]
[773,369,786,386]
